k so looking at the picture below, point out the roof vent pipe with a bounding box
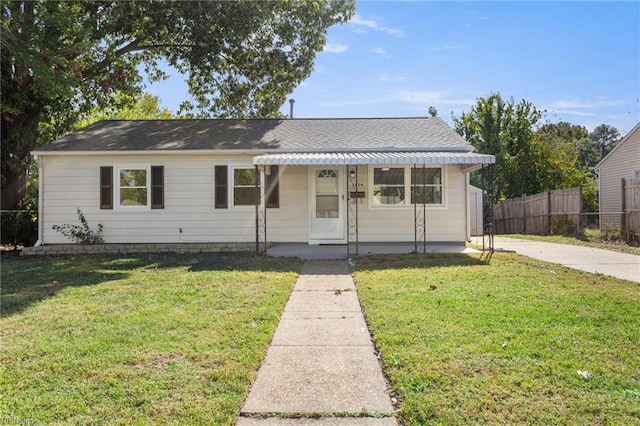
[289,99,295,118]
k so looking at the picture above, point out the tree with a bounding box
[1,1,354,209]
[577,124,621,169]
[452,93,542,200]
[534,122,598,211]
[75,93,173,129]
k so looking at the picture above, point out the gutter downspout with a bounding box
[35,155,44,246]
[465,170,471,241]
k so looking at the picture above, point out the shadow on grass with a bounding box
[1,251,301,317]
[352,252,488,272]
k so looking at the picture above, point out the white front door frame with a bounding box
[308,166,346,244]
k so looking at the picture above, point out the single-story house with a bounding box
[595,121,640,235]
[30,117,495,255]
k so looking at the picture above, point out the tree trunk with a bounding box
[1,109,41,210]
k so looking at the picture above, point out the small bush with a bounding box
[52,208,104,244]
[1,210,38,247]
[551,214,579,237]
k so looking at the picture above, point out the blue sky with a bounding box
[146,1,640,135]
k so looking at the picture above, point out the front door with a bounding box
[309,167,345,242]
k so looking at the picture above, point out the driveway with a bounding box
[472,236,640,283]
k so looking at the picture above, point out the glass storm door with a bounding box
[309,167,345,242]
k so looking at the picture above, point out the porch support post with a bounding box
[486,164,495,253]
[355,165,359,257]
[262,167,267,255]
[481,165,486,251]
[413,164,427,254]
[254,165,267,255]
[347,165,359,258]
[414,164,418,253]
[422,164,427,253]
[346,165,350,259]
[255,165,260,253]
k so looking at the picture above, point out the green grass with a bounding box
[500,232,640,255]
[353,253,640,425]
[1,252,301,425]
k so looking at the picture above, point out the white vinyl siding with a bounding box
[40,155,468,244]
[598,125,640,228]
[41,155,309,244]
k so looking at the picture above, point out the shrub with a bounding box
[0,210,38,247]
[551,214,579,237]
[52,208,104,244]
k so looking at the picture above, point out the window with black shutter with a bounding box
[215,165,228,208]
[151,166,164,209]
[100,166,113,209]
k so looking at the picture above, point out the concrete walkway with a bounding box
[473,236,640,283]
[237,260,397,425]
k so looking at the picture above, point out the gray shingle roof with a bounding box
[34,117,474,153]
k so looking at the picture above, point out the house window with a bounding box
[119,167,149,207]
[233,167,260,206]
[411,167,443,205]
[372,167,405,205]
[370,166,445,207]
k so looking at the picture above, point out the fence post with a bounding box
[546,188,552,235]
[502,201,508,234]
[578,186,583,236]
[621,178,628,241]
[523,194,527,234]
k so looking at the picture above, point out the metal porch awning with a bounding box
[253,151,495,166]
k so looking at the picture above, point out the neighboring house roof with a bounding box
[595,121,640,170]
[33,117,475,154]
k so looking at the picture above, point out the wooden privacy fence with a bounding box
[493,187,583,235]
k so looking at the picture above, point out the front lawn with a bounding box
[353,253,640,425]
[1,253,301,425]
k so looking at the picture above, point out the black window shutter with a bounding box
[100,166,113,209]
[266,165,279,208]
[151,166,164,209]
[215,165,228,209]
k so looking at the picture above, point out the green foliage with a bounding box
[578,124,621,168]
[0,210,38,247]
[75,93,173,129]
[1,0,355,208]
[550,214,578,236]
[452,93,542,200]
[52,208,104,244]
[454,96,608,213]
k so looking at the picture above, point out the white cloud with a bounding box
[349,14,404,38]
[319,97,388,108]
[393,90,476,106]
[323,43,348,53]
[379,73,407,83]
[373,47,387,55]
[549,98,626,109]
[430,44,462,51]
